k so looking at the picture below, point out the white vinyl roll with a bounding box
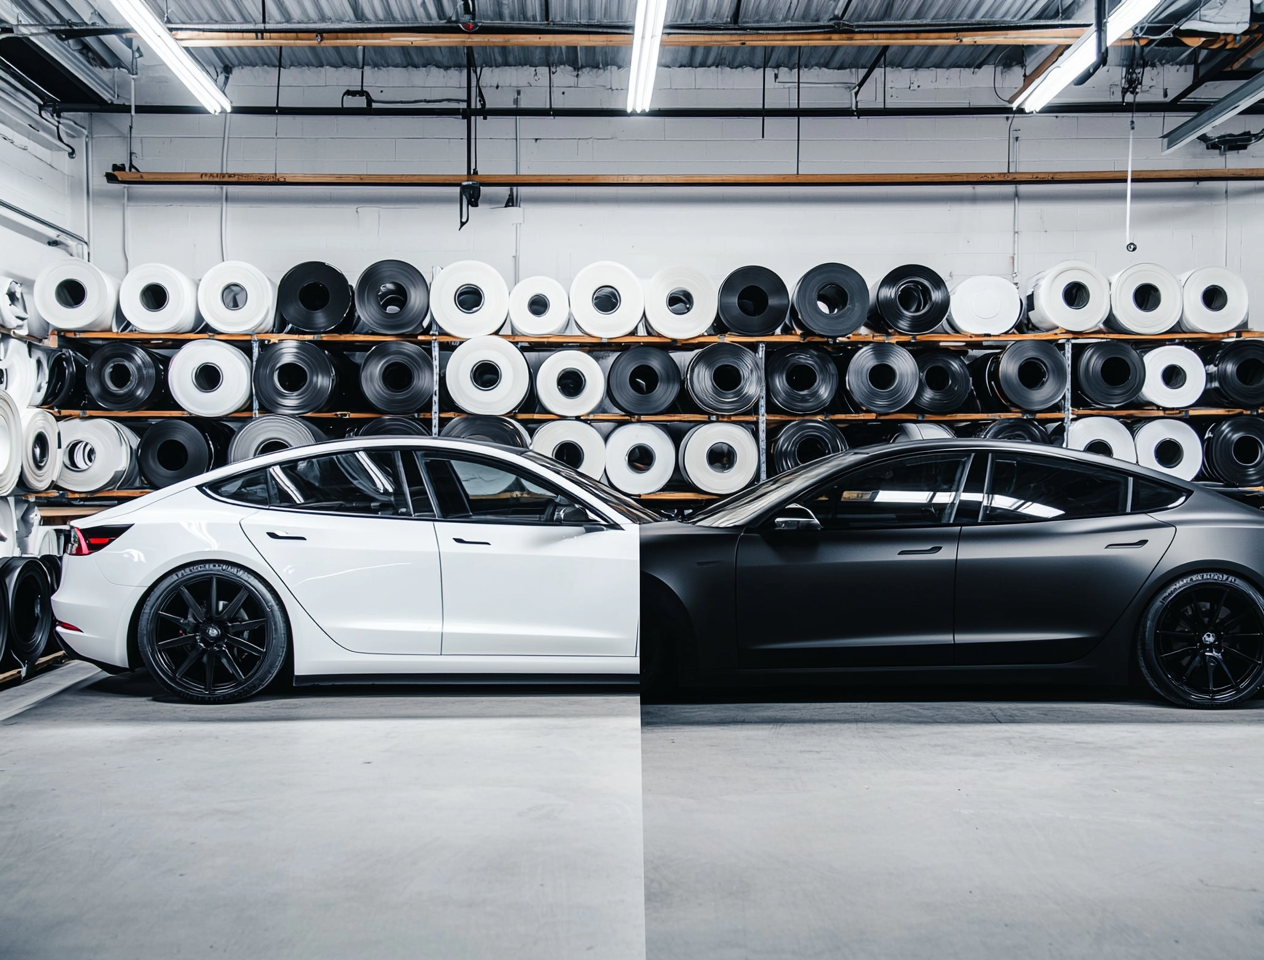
[535,350,605,417]
[948,275,1022,335]
[445,336,530,415]
[890,422,956,442]
[1066,416,1137,462]
[570,262,645,338]
[168,339,253,417]
[1108,263,1183,335]
[0,388,21,495]
[0,498,15,560]
[1026,261,1110,332]
[509,276,570,336]
[1141,345,1206,408]
[56,418,134,493]
[0,277,48,338]
[120,263,200,333]
[530,419,607,480]
[644,266,717,339]
[0,338,41,407]
[1178,266,1248,333]
[604,423,675,494]
[197,261,276,333]
[1133,418,1203,481]
[18,407,60,491]
[228,415,322,462]
[678,422,758,495]
[431,261,510,338]
[33,261,118,332]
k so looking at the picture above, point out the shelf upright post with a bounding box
[250,333,259,418]
[1061,338,1072,446]
[431,334,440,433]
[757,341,768,481]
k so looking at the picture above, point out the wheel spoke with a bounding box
[157,636,197,650]
[1206,656,1217,693]
[158,611,189,627]
[173,648,201,680]
[225,636,265,657]
[1180,653,1203,684]
[204,652,216,692]
[1218,656,1241,691]
[1222,646,1264,666]
[219,652,245,681]
[179,586,205,622]
[227,618,267,634]
[209,576,218,617]
[221,586,251,620]
[1159,646,1197,658]
[1210,588,1231,629]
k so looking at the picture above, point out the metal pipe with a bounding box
[0,198,89,247]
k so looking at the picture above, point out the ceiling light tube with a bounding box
[1014,0,1164,113]
[1162,70,1264,152]
[626,0,668,113]
[108,0,231,114]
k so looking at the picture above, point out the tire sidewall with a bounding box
[138,562,289,704]
[1137,571,1264,709]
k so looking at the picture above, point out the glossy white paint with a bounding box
[437,520,639,657]
[241,512,444,655]
[51,437,643,680]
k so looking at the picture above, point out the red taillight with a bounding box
[66,525,132,556]
[56,620,83,633]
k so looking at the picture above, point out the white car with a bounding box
[53,436,656,703]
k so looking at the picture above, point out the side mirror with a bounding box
[555,504,590,524]
[773,503,822,532]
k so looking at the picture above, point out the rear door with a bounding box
[239,448,444,655]
[954,452,1176,664]
[417,451,639,657]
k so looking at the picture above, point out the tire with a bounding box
[1137,571,1264,708]
[639,611,677,700]
[137,562,289,704]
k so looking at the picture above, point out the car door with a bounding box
[419,451,639,657]
[735,451,972,668]
[954,451,1177,665]
[239,447,444,655]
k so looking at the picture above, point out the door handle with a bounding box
[898,545,943,555]
[453,537,491,546]
[1106,539,1148,549]
[266,531,306,541]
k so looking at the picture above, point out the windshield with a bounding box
[689,451,860,527]
[523,451,660,523]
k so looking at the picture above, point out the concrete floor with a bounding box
[0,672,645,960]
[642,693,1264,960]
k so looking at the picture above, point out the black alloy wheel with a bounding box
[1138,572,1264,708]
[138,563,288,704]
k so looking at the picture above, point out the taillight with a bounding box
[66,525,133,556]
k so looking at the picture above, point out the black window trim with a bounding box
[976,450,1141,525]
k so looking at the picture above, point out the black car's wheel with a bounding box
[1138,572,1264,708]
[137,563,289,704]
[639,615,676,699]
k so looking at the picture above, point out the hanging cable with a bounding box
[1122,43,1145,253]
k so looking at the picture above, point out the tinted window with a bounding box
[205,469,270,507]
[1131,476,1187,513]
[425,456,588,523]
[394,451,437,518]
[981,454,1128,522]
[269,450,409,516]
[800,454,970,530]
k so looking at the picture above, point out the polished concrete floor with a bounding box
[641,693,1264,960]
[0,672,645,960]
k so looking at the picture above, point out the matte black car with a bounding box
[639,439,1264,708]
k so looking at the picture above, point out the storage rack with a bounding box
[30,325,1264,514]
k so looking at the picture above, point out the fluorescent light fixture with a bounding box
[626,0,669,113]
[1013,0,1165,113]
[1162,70,1264,152]
[109,0,231,114]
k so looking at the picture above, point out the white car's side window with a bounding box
[425,456,589,524]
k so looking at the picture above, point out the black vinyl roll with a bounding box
[357,416,430,437]
[969,341,1067,411]
[138,419,231,488]
[1074,341,1145,408]
[278,261,355,333]
[440,415,529,448]
[867,264,951,335]
[38,554,62,593]
[2,557,50,669]
[1203,417,1264,485]
[791,262,869,337]
[913,349,973,414]
[1205,340,1264,407]
[607,346,682,415]
[716,265,790,336]
[844,343,919,413]
[359,341,434,414]
[686,343,762,415]
[766,344,838,414]
[974,419,1053,444]
[85,342,168,410]
[355,259,430,335]
[254,340,357,414]
[771,419,848,474]
[41,349,87,408]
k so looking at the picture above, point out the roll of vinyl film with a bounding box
[678,422,758,495]
[354,260,430,335]
[685,342,761,415]
[868,264,950,335]
[1204,417,1264,486]
[445,336,530,416]
[1074,341,1145,408]
[440,415,530,449]
[606,346,681,416]
[1206,339,1264,407]
[509,276,570,336]
[570,262,645,338]
[198,261,276,334]
[913,350,972,414]
[1026,261,1110,332]
[716,266,789,336]
[844,343,919,413]
[536,350,605,417]
[359,341,434,415]
[34,261,118,332]
[1141,345,1206,409]
[604,423,675,495]
[791,262,868,337]
[644,266,716,339]
[1108,263,1182,335]
[1179,266,1248,334]
[168,338,253,418]
[771,419,847,474]
[766,344,838,415]
[1134,419,1202,481]
[278,261,355,333]
[119,263,200,333]
[530,419,607,479]
[1066,416,1138,462]
[432,261,511,339]
[228,415,324,462]
[948,275,1022,335]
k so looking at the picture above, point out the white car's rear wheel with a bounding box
[138,563,288,704]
